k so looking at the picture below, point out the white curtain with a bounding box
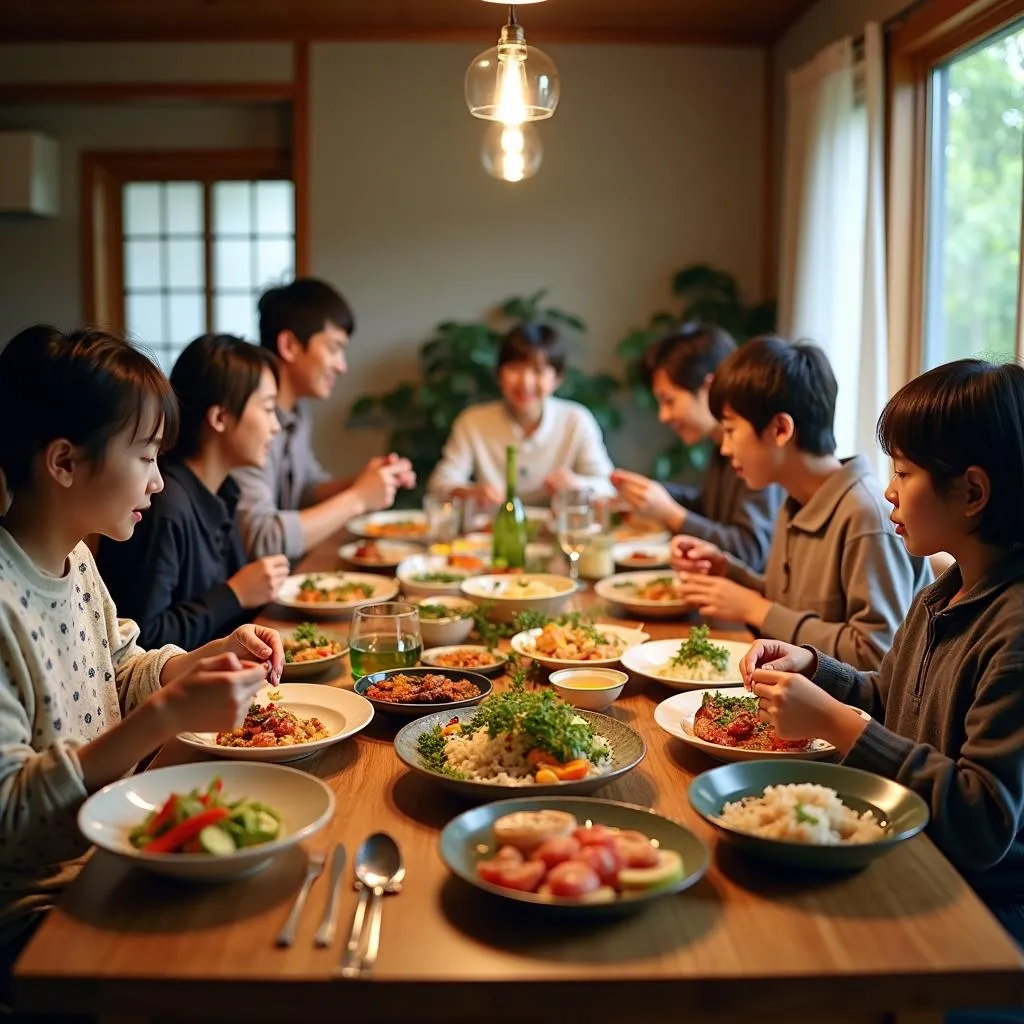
[778,23,888,475]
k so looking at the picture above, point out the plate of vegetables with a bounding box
[281,622,348,680]
[78,762,335,881]
[440,797,709,914]
[275,572,399,615]
[397,554,476,599]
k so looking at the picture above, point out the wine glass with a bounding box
[423,494,461,545]
[349,602,422,680]
[554,487,595,582]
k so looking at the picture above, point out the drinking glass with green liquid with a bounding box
[349,602,422,679]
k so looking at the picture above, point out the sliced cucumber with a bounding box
[617,849,684,892]
[198,825,237,857]
[254,810,281,842]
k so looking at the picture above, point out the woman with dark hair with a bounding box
[97,334,289,649]
[427,323,615,506]
[612,323,782,570]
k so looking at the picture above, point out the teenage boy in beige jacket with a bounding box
[671,336,931,671]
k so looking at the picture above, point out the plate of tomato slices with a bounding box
[440,796,709,914]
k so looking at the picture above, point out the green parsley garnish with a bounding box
[294,622,319,643]
[794,803,819,826]
[670,625,730,671]
[415,726,468,779]
[700,690,760,728]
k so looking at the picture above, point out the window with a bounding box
[924,22,1024,367]
[84,151,294,372]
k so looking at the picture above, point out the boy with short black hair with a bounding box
[742,358,1024,961]
[672,335,931,670]
[233,278,415,560]
[427,323,614,507]
[611,323,782,570]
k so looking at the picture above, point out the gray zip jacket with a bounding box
[725,456,932,670]
[812,552,1024,899]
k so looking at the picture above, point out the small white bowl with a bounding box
[415,595,477,646]
[549,668,628,711]
[397,554,474,599]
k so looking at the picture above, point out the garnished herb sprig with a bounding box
[670,625,729,671]
[465,682,601,764]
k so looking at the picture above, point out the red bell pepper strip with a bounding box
[144,807,229,854]
[145,795,178,837]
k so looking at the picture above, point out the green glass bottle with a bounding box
[492,445,527,569]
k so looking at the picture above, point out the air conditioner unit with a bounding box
[0,132,59,216]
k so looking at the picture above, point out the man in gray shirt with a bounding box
[233,279,415,560]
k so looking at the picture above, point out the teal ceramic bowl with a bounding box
[440,796,709,915]
[393,707,646,801]
[688,759,929,871]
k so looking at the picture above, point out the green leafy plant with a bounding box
[349,290,621,503]
[616,264,777,482]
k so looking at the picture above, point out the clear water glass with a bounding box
[554,487,595,582]
[349,602,422,680]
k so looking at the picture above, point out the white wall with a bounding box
[308,42,766,475]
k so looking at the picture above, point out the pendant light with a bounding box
[481,122,543,183]
[465,3,560,125]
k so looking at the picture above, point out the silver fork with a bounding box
[275,850,326,948]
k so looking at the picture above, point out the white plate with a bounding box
[345,509,431,541]
[281,647,348,681]
[654,688,852,762]
[460,573,577,623]
[594,570,693,619]
[420,645,508,676]
[610,513,670,544]
[177,683,375,763]
[620,637,750,689]
[78,762,335,882]
[338,538,424,569]
[510,623,650,669]
[397,554,475,599]
[613,540,670,569]
[275,571,399,614]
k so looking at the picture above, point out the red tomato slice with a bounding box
[572,824,617,848]
[546,860,601,898]
[613,837,660,869]
[533,836,582,870]
[580,843,624,887]
[495,860,547,893]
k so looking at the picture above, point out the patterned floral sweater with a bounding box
[0,527,182,943]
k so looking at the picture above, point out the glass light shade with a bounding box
[465,23,559,123]
[481,122,542,183]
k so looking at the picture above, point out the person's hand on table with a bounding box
[675,574,772,629]
[669,535,728,576]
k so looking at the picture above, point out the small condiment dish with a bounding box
[549,668,628,711]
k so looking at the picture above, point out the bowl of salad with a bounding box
[78,762,335,881]
[415,595,477,646]
[281,622,349,680]
[397,554,476,599]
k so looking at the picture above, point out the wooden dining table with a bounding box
[13,531,1024,1024]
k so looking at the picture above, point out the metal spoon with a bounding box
[335,833,404,979]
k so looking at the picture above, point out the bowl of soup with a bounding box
[548,668,628,711]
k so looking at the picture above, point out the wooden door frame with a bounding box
[81,148,292,331]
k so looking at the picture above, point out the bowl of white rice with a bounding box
[688,760,929,870]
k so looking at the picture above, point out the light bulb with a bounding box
[465,19,559,123]
[481,122,542,183]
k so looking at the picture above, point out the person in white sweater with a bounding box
[0,325,284,968]
[427,323,615,507]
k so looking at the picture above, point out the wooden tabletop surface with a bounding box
[14,533,1024,1024]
